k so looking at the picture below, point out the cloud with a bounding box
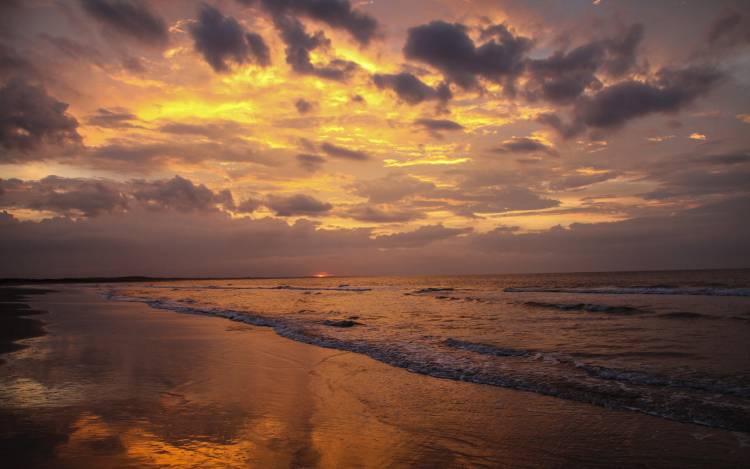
[296,153,325,172]
[0,176,128,217]
[295,98,314,114]
[372,72,451,105]
[38,34,106,67]
[85,107,139,128]
[574,66,722,130]
[0,79,80,160]
[433,185,560,218]
[353,174,435,203]
[539,66,723,138]
[235,197,261,213]
[343,204,425,223]
[600,23,644,77]
[320,142,370,161]
[641,150,750,201]
[157,120,248,139]
[707,9,750,50]
[524,24,643,104]
[414,118,463,131]
[80,0,168,46]
[0,175,235,216]
[471,196,750,272]
[272,14,358,80]
[241,0,379,45]
[548,172,615,191]
[493,137,556,155]
[189,4,270,73]
[0,43,39,81]
[131,176,234,212]
[375,224,472,248]
[3,196,747,277]
[84,133,277,171]
[403,21,531,90]
[265,193,332,216]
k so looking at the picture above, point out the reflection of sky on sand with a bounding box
[2,289,410,467]
[1,288,748,468]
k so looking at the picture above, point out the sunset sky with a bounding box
[1,0,749,277]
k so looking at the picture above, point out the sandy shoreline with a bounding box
[0,288,53,364]
[0,286,748,468]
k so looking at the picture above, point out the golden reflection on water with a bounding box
[2,290,747,468]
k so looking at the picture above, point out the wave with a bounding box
[505,286,750,297]
[576,364,750,399]
[524,301,647,315]
[444,338,531,357]
[105,291,750,433]
[656,312,715,320]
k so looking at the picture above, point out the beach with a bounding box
[0,286,748,468]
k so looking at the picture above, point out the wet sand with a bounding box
[0,287,748,468]
[0,288,52,364]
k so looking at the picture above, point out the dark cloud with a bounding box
[0,79,80,159]
[273,14,358,80]
[403,21,531,90]
[320,142,370,161]
[535,112,584,139]
[375,224,472,248]
[240,0,379,45]
[493,137,556,155]
[574,66,722,130]
[525,43,604,104]
[296,153,325,172]
[157,120,248,139]
[524,24,643,104]
[414,118,463,131]
[132,176,234,212]
[85,107,138,128]
[707,9,750,50]
[602,23,644,77]
[0,176,128,217]
[86,138,276,172]
[235,197,262,213]
[372,72,451,105]
[189,4,270,73]
[353,174,435,203]
[432,185,560,218]
[0,175,233,217]
[471,196,750,273]
[0,43,39,81]
[121,56,146,73]
[38,34,105,67]
[641,150,750,201]
[80,0,168,46]
[343,204,425,223]
[1,197,747,277]
[537,66,723,138]
[266,193,332,216]
[295,98,314,114]
[548,172,615,191]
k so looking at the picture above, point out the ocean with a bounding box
[105,269,750,433]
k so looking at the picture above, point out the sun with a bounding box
[313,272,330,278]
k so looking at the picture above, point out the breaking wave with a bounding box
[105,291,750,433]
[523,301,647,315]
[505,286,750,297]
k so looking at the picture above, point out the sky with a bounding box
[0,0,749,278]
